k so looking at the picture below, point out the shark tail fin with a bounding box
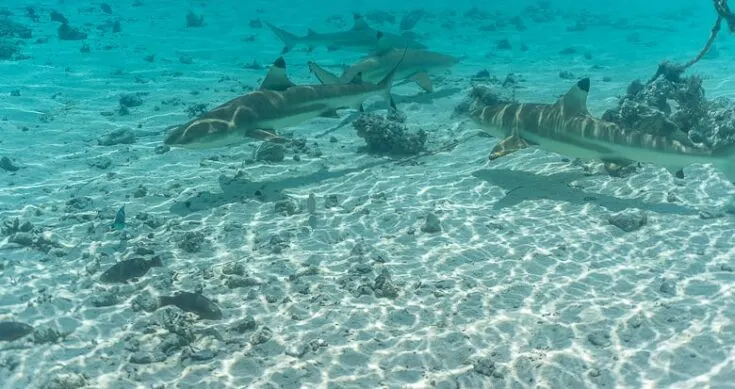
[307,61,341,85]
[265,22,300,54]
[376,33,407,111]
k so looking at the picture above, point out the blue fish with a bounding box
[112,205,126,231]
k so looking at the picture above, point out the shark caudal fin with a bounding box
[376,32,407,111]
[265,22,301,54]
[307,61,341,85]
[556,78,591,117]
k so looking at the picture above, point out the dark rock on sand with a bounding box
[50,10,68,24]
[98,128,136,146]
[158,292,223,320]
[352,113,427,155]
[58,23,87,40]
[608,209,647,232]
[0,16,32,39]
[256,142,285,162]
[421,212,442,233]
[0,321,34,341]
[0,156,19,171]
[99,256,163,283]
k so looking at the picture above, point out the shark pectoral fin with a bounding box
[409,72,433,92]
[249,129,289,144]
[489,135,530,161]
[601,158,636,177]
[259,57,296,91]
[307,61,341,85]
[319,109,340,118]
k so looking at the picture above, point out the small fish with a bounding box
[112,205,126,230]
[0,321,34,342]
[158,292,223,320]
[99,257,163,283]
[306,193,317,214]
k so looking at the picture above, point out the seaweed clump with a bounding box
[0,41,20,60]
[605,0,735,148]
[352,111,427,155]
[0,16,32,39]
[453,83,514,118]
[0,15,32,60]
[601,75,735,148]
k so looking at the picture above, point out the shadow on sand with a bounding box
[169,160,391,215]
[472,168,699,215]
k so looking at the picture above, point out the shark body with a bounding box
[469,78,735,183]
[265,13,426,54]
[307,48,459,92]
[163,56,400,149]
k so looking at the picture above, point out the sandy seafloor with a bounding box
[1,1,735,388]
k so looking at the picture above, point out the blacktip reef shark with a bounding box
[163,54,403,149]
[307,47,459,93]
[265,13,427,54]
[469,78,735,183]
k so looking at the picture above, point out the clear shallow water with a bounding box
[1,1,734,388]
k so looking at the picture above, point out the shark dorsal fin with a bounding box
[352,13,369,30]
[307,28,317,36]
[349,72,364,84]
[371,31,393,55]
[307,61,341,85]
[556,78,590,116]
[259,57,296,91]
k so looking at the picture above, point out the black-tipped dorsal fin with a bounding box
[352,13,369,30]
[349,72,364,84]
[371,30,394,55]
[556,77,590,116]
[259,57,296,91]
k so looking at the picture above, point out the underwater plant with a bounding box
[648,0,735,83]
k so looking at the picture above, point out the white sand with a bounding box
[1,1,734,388]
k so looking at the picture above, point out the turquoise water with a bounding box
[1,1,735,388]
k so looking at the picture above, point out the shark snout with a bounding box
[163,125,206,149]
[163,125,186,146]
